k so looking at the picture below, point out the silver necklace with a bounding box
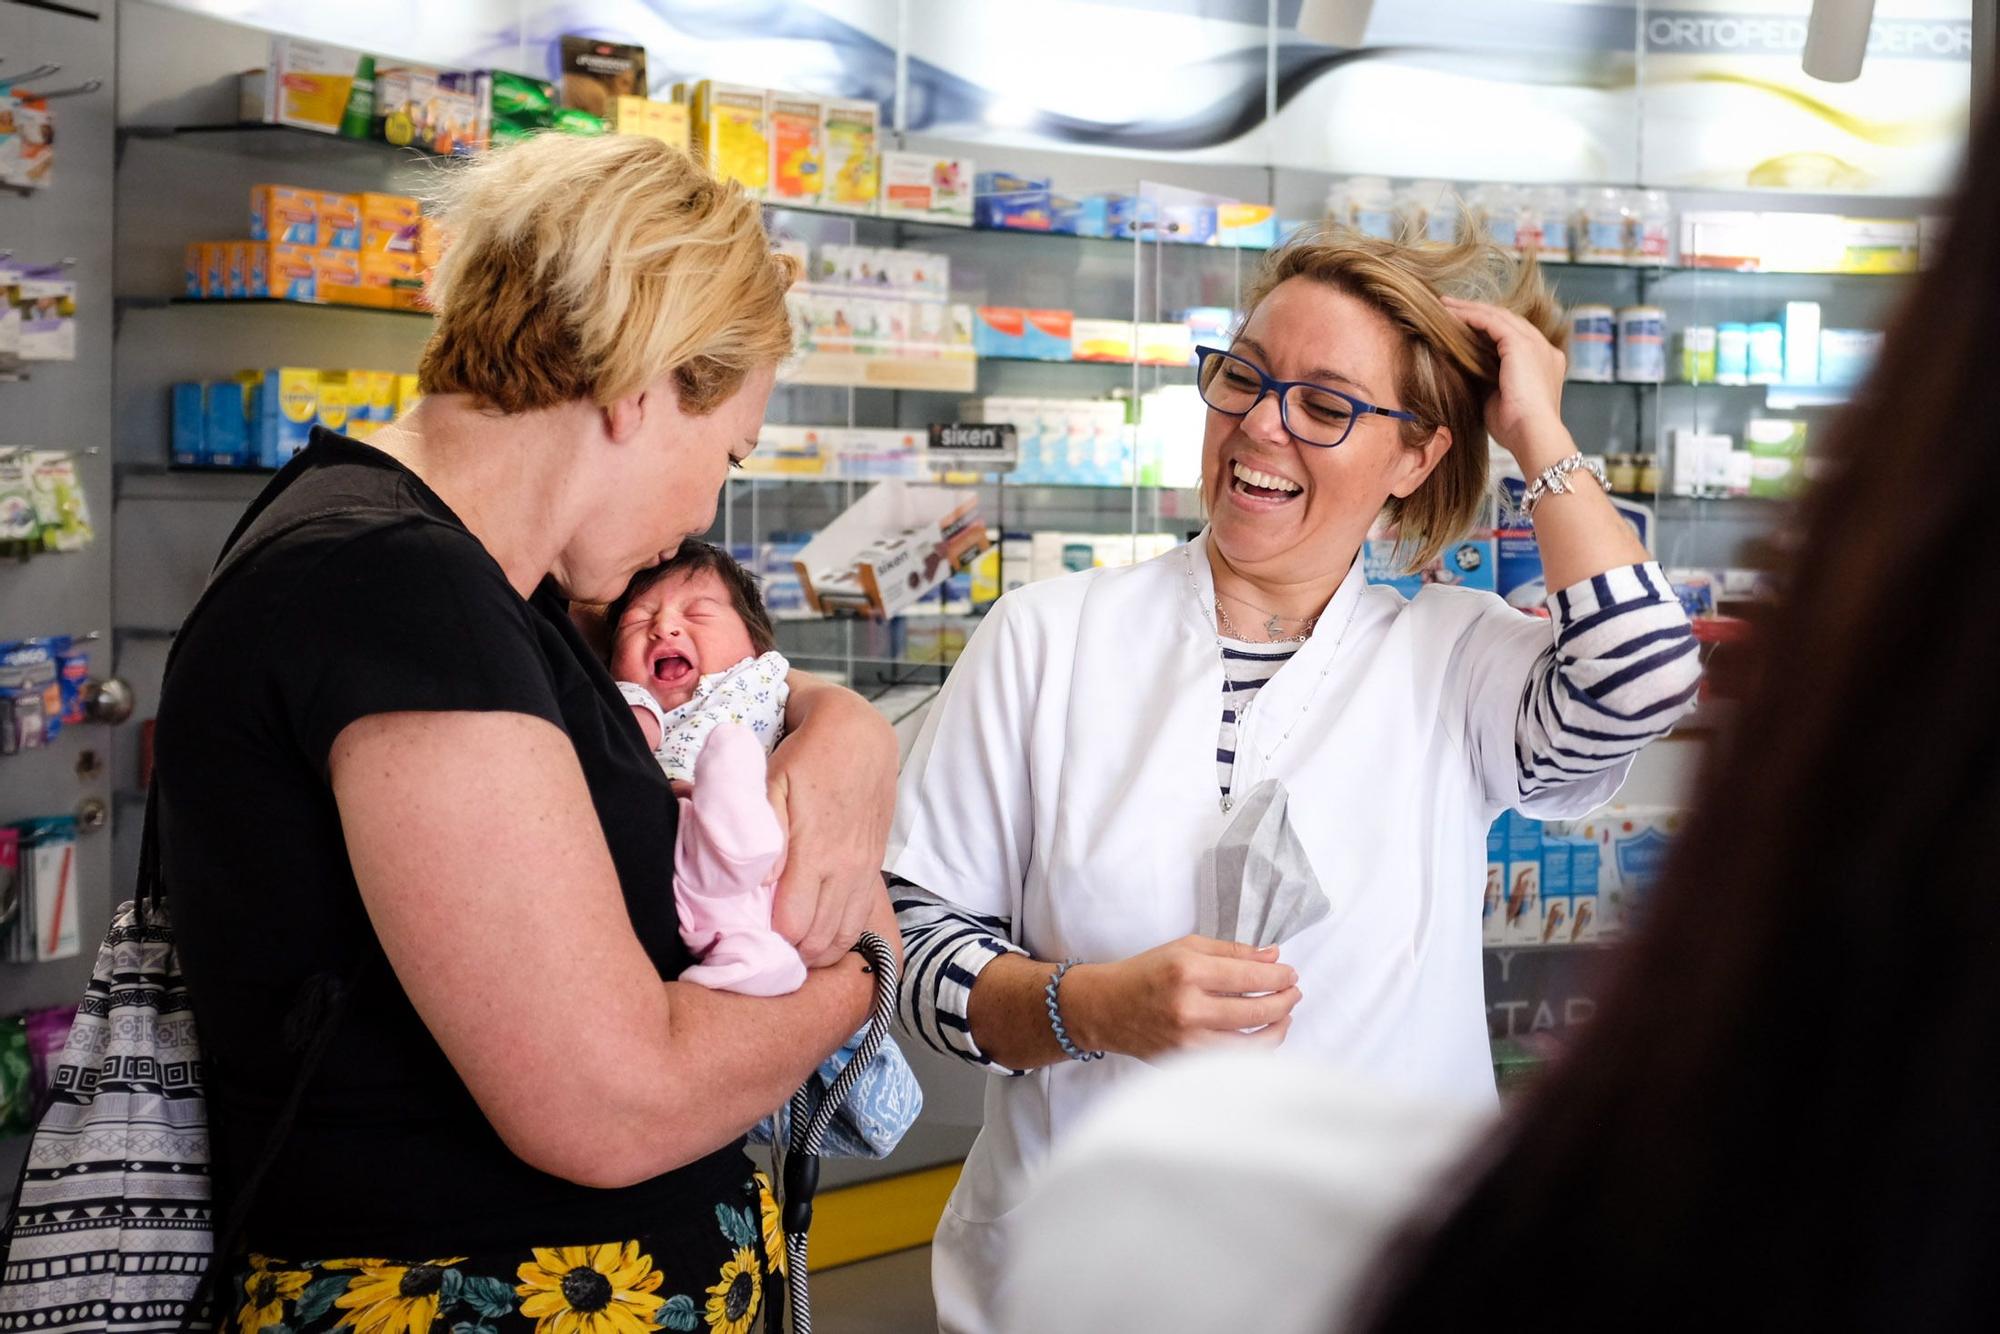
[1214,598,1317,645]
[1186,545,1364,813]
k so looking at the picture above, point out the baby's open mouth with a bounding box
[652,652,696,689]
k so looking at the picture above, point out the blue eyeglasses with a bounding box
[1194,345,1419,448]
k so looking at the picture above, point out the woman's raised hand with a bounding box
[1066,936,1302,1063]
[1443,296,1575,473]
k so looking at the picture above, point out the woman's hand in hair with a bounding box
[1443,297,1574,473]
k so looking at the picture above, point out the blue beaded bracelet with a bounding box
[1045,958,1104,1063]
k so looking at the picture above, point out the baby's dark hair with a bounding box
[607,541,778,655]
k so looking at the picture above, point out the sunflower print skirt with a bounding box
[231,1173,787,1334]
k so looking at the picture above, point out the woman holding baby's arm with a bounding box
[153,135,891,1329]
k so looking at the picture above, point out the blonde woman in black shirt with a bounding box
[155,134,896,1334]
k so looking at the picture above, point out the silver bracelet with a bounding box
[1521,453,1609,522]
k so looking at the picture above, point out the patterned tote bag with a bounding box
[0,503,382,1334]
[0,895,213,1334]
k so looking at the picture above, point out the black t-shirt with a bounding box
[156,429,747,1258]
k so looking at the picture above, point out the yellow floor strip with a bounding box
[808,1162,963,1271]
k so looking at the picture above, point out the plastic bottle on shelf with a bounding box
[1632,190,1673,266]
[1348,176,1397,239]
[1715,322,1751,385]
[1579,187,1629,265]
[1323,178,1353,230]
[1567,304,1616,382]
[1512,188,1544,257]
[1616,305,1667,383]
[1535,187,1574,260]
[1469,184,1520,251]
[1400,180,1460,244]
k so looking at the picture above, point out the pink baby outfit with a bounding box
[672,722,805,996]
[621,651,804,997]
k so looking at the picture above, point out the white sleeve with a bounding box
[616,681,669,758]
[885,591,1041,922]
[1002,1050,1488,1334]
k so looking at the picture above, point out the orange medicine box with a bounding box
[317,192,362,250]
[360,251,424,310]
[268,243,318,302]
[201,243,229,298]
[184,244,206,298]
[361,193,421,254]
[250,184,318,245]
[313,246,364,304]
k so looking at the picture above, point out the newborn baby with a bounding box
[609,542,805,997]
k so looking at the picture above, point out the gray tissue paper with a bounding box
[1194,779,1331,948]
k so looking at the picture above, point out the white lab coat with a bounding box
[886,532,1625,1333]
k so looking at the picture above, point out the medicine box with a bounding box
[260,368,319,466]
[1538,839,1572,946]
[1217,203,1277,249]
[1568,842,1600,943]
[361,251,424,310]
[223,243,250,299]
[1138,322,1194,367]
[203,380,249,468]
[1071,318,1134,364]
[314,371,350,435]
[250,183,316,248]
[879,152,973,226]
[268,244,318,303]
[171,383,205,466]
[1364,534,1497,598]
[361,194,421,254]
[1781,301,1821,385]
[1483,819,1506,946]
[767,94,824,206]
[975,172,1054,231]
[365,369,398,431]
[822,99,880,213]
[201,243,228,299]
[688,82,769,197]
[313,247,364,305]
[1503,812,1543,946]
[1745,418,1808,498]
[1819,329,1882,387]
[1551,806,1684,937]
[316,192,362,250]
[241,243,270,299]
[263,37,367,134]
[607,96,690,151]
[396,374,421,417]
[183,245,204,299]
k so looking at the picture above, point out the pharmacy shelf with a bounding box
[781,352,977,393]
[120,121,466,166]
[116,127,1912,281]
[162,297,431,319]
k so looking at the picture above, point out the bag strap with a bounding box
[138,498,405,1323]
[138,501,413,919]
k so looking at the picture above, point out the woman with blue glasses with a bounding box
[888,227,1700,1333]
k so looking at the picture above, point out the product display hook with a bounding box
[35,80,103,101]
[0,65,61,92]
[768,929,899,1334]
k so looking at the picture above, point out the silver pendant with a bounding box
[1220,795,1234,814]
[1264,614,1283,639]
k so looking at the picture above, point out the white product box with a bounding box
[793,482,989,617]
[879,151,975,226]
[1781,301,1821,385]
[1670,430,1735,498]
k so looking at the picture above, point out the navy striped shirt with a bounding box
[894,561,1701,1073]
